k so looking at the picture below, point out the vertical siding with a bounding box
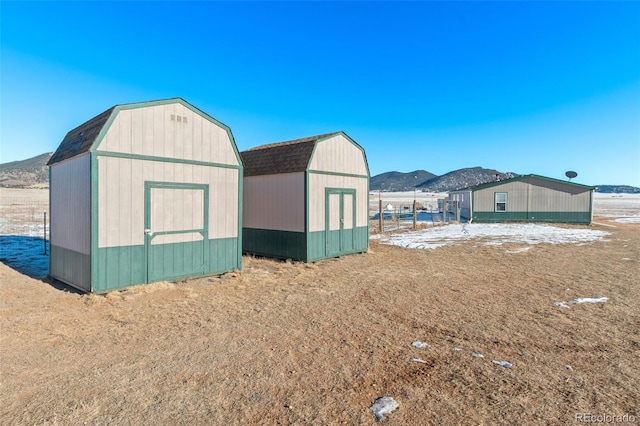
[473,178,592,213]
[98,157,239,248]
[49,154,91,290]
[308,135,368,176]
[243,173,305,232]
[308,174,368,232]
[98,103,239,166]
[474,181,529,212]
[528,177,591,212]
[50,155,91,254]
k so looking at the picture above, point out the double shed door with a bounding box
[325,188,356,257]
[144,182,209,283]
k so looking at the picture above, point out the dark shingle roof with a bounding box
[48,106,115,166]
[241,132,339,177]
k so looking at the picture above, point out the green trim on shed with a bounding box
[243,228,307,260]
[472,211,592,224]
[92,237,240,294]
[95,150,241,170]
[307,227,368,262]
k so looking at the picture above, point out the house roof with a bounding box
[241,132,340,177]
[48,98,240,166]
[450,174,594,192]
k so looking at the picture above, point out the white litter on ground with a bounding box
[471,353,484,358]
[569,297,609,304]
[370,396,399,422]
[411,358,427,364]
[505,247,531,254]
[555,297,608,308]
[565,365,573,371]
[372,223,610,250]
[412,340,428,348]
[492,360,512,368]
[453,347,462,352]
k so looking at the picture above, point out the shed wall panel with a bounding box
[50,155,91,254]
[243,173,305,232]
[308,135,368,176]
[99,104,239,166]
[98,156,239,248]
[308,174,368,232]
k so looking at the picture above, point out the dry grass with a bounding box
[1,219,638,425]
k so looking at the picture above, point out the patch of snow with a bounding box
[412,340,428,348]
[505,247,531,254]
[370,396,399,422]
[372,223,610,250]
[568,297,608,304]
[471,353,484,358]
[613,217,640,224]
[565,365,573,371]
[453,347,462,352]
[555,297,608,308]
[492,360,512,368]
[410,358,427,364]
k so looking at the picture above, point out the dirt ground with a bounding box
[1,217,638,425]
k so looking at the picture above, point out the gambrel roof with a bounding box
[241,132,359,177]
[48,107,115,165]
[48,98,239,166]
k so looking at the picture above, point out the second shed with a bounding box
[241,132,369,261]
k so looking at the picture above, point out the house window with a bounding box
[495,192,507,212]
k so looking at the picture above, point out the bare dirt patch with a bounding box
[1,220,638,424]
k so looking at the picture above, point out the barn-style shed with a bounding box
[241,132,369,261]
[48,98,243,293]
[449,174,594,224]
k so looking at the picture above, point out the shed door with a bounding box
[325,189,356,257]
[144,182,209,283]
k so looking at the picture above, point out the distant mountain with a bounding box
[594,185,640,194]
[370,170,437,191]
[0,153,53,188]
[416,167,517,192]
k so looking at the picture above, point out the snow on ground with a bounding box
[593,193,640,223]
[372,223,610,250]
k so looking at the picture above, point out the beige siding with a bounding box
[99,103,239,166]
[98,156,239,248]
[50,155,91,254]
[308,173,368,232]
[149,187,205,245]
[243,173,305,232]
[308,135,368,175]
[474,179,591,212]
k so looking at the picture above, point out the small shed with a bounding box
[241,132,369,261]
[449,174,594,224]
[48,98,243,293]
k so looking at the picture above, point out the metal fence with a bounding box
[369,199,461,232]
[0,197,49,278]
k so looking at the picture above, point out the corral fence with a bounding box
[0,197,49,261]
[370,199,461,232]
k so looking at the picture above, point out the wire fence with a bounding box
[369,199,462,232]
[0,197,49,277]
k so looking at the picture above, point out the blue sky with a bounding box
[1,1,639,186]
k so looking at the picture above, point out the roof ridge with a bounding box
[244,131,340,152]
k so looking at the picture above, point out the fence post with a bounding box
[44,211,47,255]
[413,200,417,230]
[379,199,383,232]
